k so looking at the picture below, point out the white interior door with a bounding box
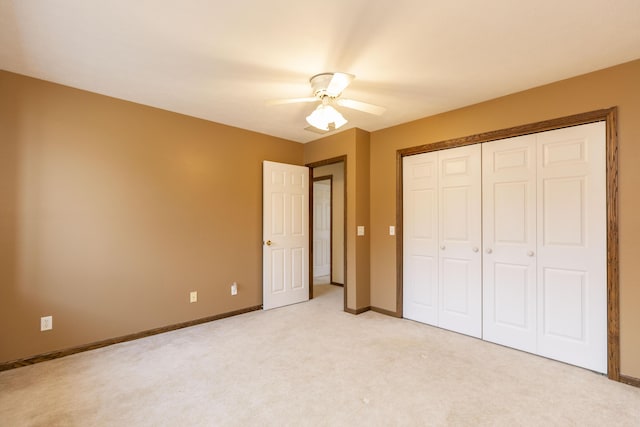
[263,161,309,310]
[536,122,607,373]
[482,135,537,353]
[313,180,331,278]
[403,152,439,325]
[438,145,482,338]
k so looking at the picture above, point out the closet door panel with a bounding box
[482,136,537,352]
[536,122,607,373]
[403,153,439,325]
[438,145,482,338]
[493,264,530,327]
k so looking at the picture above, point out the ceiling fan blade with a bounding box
[325,73,354,97]
[336,98,386,115]
[267,97,318,106]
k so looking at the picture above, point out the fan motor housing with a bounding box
[309,73,336,98]
[309,72,354,98]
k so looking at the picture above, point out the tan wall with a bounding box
[0,71,304,363]
[304,129,370,311]
[369,59,640,378]
[313,163,345,284]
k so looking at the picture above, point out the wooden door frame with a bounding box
[395,108,621,381]
[307,156,347,312]
[312,175,334,284]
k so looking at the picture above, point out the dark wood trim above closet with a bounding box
[398,108,616,157]
[395,107,621,383]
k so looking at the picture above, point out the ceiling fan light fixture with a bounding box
[306,104,347,131]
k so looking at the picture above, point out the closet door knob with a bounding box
[527,250,535,257]
[486,248,493,254]
[440,245,446,250]
[472,247,479,253]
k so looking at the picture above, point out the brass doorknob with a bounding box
[265,240,272,246]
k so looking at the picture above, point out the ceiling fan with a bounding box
[269,72,386,132]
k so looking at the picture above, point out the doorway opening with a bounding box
[308,157,346,312]
[313,176,332,285]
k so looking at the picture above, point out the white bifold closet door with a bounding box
[536,123,607,373]
[403,153,439,325]
[403,144,482,338]
[483,122,607,373]
[404,121,607,373]
[482,134,538,354]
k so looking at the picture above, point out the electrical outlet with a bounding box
[40,316,52,331]
[231,282,238,296]
[190,291,197,303]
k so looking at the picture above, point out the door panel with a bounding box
[438,145,482,338]
[543,178,585,246]
[270,248,285,293]
[291,194,305,235]
[291,247,305,289]
[407,255,436,307]
[542,268,586,341]
[493,263,529,328]
[441,258,470,314]
[271,193,285,236]
[263,161,309,310]
[482,136,537,353]
[442,187,470,241]
[494,182,528,243]
[413,189,436,239]
[536,122,607,373]
[403,153,439,325]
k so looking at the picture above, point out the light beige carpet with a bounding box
[1,284,639,426]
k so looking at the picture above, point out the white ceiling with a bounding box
[1,1,639,143]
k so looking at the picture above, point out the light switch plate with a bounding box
[389,226,395,236]
[357,226,365,236]
[40,316,52,331]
